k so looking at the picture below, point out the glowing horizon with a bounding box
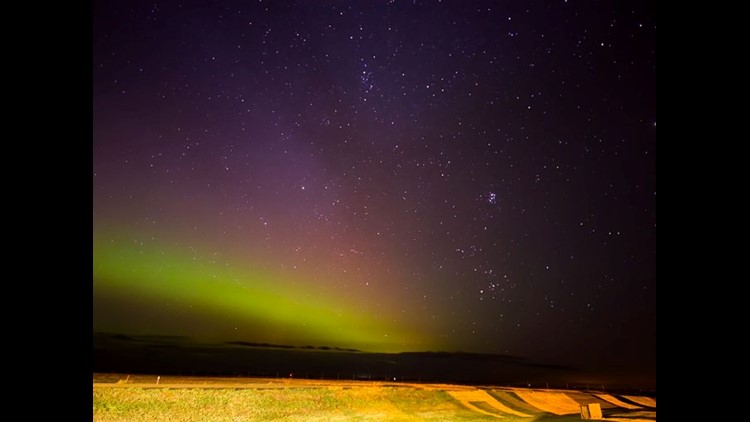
[94,230,440,353]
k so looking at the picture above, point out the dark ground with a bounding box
[93,332,655,394]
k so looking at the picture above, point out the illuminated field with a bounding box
[93,374,656,421]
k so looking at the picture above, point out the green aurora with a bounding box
[93,232,434,353]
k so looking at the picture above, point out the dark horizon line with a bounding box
[93,331,532,360]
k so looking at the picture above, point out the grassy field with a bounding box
[94,386,497,421]
[93,375,655,421]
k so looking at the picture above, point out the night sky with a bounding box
[93,0,655,377]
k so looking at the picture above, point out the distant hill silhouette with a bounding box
[93,332,654,390]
